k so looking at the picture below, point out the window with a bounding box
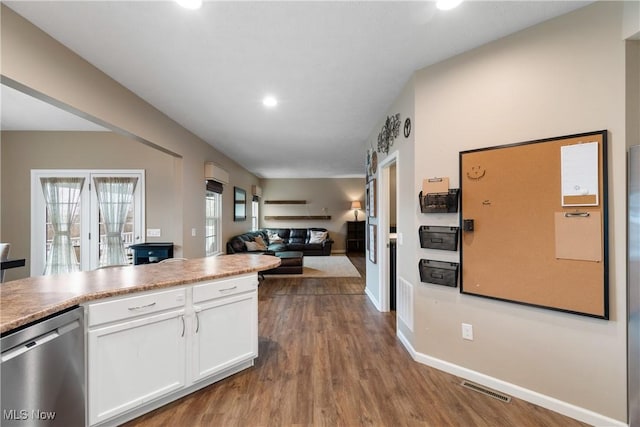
[93,175,139,267]
[205,180,223,256]
[31,170,145,275]
[251,197,259,231]
[40,177,85,275]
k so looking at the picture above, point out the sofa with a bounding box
[226,228,333,256]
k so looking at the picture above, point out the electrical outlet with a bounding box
[146,228,161,237]
[462,323,474,341]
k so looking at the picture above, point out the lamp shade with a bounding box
[351,201,362,210]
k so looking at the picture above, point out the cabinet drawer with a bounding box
[87,288,186,327]
[140,249,170,259]
[193,274,257,304]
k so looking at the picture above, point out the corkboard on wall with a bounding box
[459,130,608,319]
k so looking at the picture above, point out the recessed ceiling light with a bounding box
[263,96,278,108]
[436,0,463,11]
[175,0,202,10]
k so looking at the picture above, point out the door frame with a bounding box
[377,152,399,312]
[30,169,145,275]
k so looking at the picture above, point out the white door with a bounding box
[31,169,145,275]
[191,292,258,382]
[87,309,186,425]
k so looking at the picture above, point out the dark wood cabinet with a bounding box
[129,242,174,265]
[346,221,365,253]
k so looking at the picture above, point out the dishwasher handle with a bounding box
[1,319,80,363]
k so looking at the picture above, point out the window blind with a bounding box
[206,180,223,194]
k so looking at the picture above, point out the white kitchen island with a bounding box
[0,254,280,426]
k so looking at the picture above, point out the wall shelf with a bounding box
[264,200,307,205]
[264,215,331,220]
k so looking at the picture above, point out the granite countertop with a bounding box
[0,254,280,334]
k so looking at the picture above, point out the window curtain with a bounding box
[40,177,85,275]
[94,177,138,267]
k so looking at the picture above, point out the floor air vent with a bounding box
[460,380,512,403]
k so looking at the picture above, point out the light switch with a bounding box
[146,228,161,237]
[462,323,474,341]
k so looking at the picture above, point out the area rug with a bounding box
[265,255,360,278]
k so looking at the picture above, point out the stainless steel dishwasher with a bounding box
[1,306,85,426]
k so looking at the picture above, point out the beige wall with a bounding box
[629,40,640,150]
[363,1,637,424]
[259,178,365,252]
[407,1,627,422]
[0,6,261,266]
[1,131,178,280]
[364,75,415,327]
[623,0,640,40]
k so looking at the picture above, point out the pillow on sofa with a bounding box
[268,232,284,243]
[245,241,260,251]
[254,235,268,250]
[309,230,328,244]
[245,240,266,251]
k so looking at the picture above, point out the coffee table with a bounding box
[263,251,304,275]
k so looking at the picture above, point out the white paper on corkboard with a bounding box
[561,142,599,206]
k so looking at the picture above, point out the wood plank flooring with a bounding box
[124,254,588,427]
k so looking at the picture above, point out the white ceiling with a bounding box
[1,84,108,131]
[3,1,592,178]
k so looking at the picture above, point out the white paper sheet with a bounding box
[561,142,599,206]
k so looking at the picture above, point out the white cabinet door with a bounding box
[192,291,258,382]
[88,309,186,425]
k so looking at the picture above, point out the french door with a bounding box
[30,170,145,276]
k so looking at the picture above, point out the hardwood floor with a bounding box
[124,254,587,427]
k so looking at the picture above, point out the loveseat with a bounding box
[226,228,333,256]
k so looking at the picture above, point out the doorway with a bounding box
[378,153,398,313]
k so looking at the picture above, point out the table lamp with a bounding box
[351,201,362,221]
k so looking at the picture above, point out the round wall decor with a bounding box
[371,151,378,175]
[377,114,401,154]
[404,118,411,138]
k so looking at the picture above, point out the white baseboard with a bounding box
[396,330,627,427]
[364,286,381,311]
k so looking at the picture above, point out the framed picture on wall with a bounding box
[234,187,246,221]
[368,223,377,264]
[368,178,377,218]
[365,182,370,216]
[365,182,369,215]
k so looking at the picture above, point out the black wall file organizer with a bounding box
[419,259,459,287]
[419,226,459,251]
[419,189,460,213]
